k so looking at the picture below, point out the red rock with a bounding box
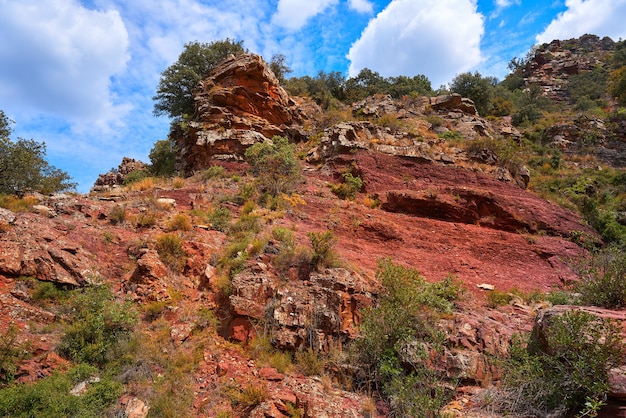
[259,367,283,381]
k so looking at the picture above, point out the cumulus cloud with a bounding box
[0,0,130,128]
[536,0,626,43]
[272,0,339,31]
[348,0,374,14]
[347,0,485,87]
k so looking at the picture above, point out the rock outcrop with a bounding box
[174,54,305,174]
[91,157,147,192]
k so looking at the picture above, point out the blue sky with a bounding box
[1,0,625,192]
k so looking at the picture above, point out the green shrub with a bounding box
[32,281,68,304]
[149,139,176,177]
[307,230,338,270]
[0,323,28,385]
[208,207,231,232]
[0,364,123,417]
[496,310,624,416]
[123,169,149,185]
[245,136,302,196]
[330,172,363,200]
[576,246,626,308]
[203,165,226,180]
[57,285,137,367]
[350,259,462,416]
[155,233,187,273]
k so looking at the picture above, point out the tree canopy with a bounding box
[0,110,75,195]
[153,39,246,119]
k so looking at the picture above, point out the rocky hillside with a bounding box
[1,40,625,417]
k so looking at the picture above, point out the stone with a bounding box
[173,53,305,174]
[125,397,149,418]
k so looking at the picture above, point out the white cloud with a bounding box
[0,0,130,128]
[347,0,485,87]
[348,0,374,14]
[536,0,626,44]
[495,0,519,7]
[272,0,339,31]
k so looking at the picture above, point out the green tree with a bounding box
[344,68,389,102]
[387,74,432,98]
[149,139,177,177]
[269,54,292,84]
[153,39,246,119]
[449,71,496,116]
[244,135,301,196]
[0,111,75,195]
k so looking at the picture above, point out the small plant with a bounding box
[172,177,185,189]
[330,172,363,200]
[133,210,160,228]
[166,213,192,231]
[123,169,149,186]
[0,323,28,385]
[308,230,338,270]
[203,165,226,180]
[0,364,123,416]
[208,206,231,232]
[103,231,118,244]
[350,259,463,416]
[32,281,68,304]
[155,233,187,273]
[295,348,325,376]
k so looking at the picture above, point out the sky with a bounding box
[1,0,626,193]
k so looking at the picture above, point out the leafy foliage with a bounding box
[244,136,302,196]
[0,111,75,195]
[58,285,137,367]
[0,323,28,385]
[351,259,462,416]
[153,39,246,119]
[0,364,123,418]
[575,246,626,308]
[497,310,624,417]
[449,71,497,116]
[149,139,177,177]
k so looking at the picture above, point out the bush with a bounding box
[58,285,137,367]
[0,323,27,385]
[330,172,363,200]
[107,204,126,225]
[575,246,626,308]
[496,310,624,416]
[307,230,338,270]
[244,136,302,196]
[166,213,192,231]
[0,364,123,417]
[149,139,177,177]
[155,233,187,273]
[208,207,231,232]
[203,165,226,180]
[350,259,462,416]
[123,169,150,185]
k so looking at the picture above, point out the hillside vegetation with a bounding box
[0,34,625,417]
